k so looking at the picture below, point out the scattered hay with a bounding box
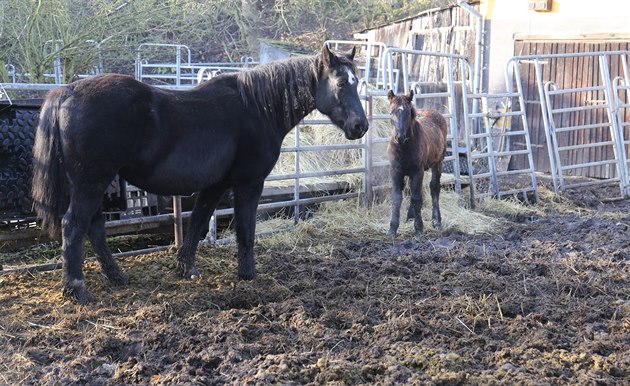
[240,186,524,252]
[0,181,628,385]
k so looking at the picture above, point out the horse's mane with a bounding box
[237,55,320,128]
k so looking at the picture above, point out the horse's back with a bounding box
[51,74,160,168]
[54,74,157,131]
[417,109,448,139]
[416,109,448,167]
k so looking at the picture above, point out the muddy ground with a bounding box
[0,183,628,385]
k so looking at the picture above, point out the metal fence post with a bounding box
[173,195,183,247]
[294,125,301,223]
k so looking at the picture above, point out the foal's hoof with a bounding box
[63,280,92,305]
[414,231,425,241]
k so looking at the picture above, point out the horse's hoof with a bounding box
[238,265,256,281]
[413,232,425,241]
[63,279,91,304]
[433,221,442,230]
[102,268,129,285]
[387,229,397,238]
[238,258,256,281]
[179,263,200,280]
[183,268,201,280]
[238,271,256,281]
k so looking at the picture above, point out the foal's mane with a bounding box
[237,55,320,129]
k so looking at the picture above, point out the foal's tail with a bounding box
[32,87,72,239]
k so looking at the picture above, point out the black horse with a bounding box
[386,90,447,238]
[32,45,368,303]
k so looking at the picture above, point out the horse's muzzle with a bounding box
[344,118,369,140]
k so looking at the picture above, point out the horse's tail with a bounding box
[32,87,72,239]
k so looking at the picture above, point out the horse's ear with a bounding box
[387,89,395,101]
[345,46,356,61]
[407,90,414,103]
[322,44,339,68]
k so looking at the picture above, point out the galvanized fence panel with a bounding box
[203,115,368,245]
[461,86,539,204]
[135,43,257,86]
[613,76,630,196]
[510,51,630,197]
[325,40,389,90]
[0,83,11,105]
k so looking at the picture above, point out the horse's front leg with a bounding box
[388,169,405,238]
[409,170,425,238]
[177,186,227,279]
[233,179,265,280]
[430,163,443,229]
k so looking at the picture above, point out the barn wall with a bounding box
[484,0,630,93]
[357,3,479,58]
[485,0,630,177]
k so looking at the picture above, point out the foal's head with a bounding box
[315,45,369,140]
[388,89,416,143]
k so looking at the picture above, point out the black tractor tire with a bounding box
[0,111,39,215]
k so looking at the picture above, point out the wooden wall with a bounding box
[365,4,479,56]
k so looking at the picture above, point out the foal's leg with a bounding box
[61,190,106,304]
[233,179,265,280]
[406,201,415,222]
[430,163,443,229]
[409,170,425,237]
[388,169,405,237]
[87,209,128,285]
[178,186,227,279]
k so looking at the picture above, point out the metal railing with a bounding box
[0,83,11,106]
[325,40,391,89]
[205,116,367,243]
[461,88,539,204]
[10,44,630,275]
[613,77,630,196]
[135,43,258,86]
[509,51,630,197]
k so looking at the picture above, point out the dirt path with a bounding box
[0,186,628,385]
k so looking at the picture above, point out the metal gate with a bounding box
[510,51,630,197]
[613,77,630,196]
[460,60,539,204]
